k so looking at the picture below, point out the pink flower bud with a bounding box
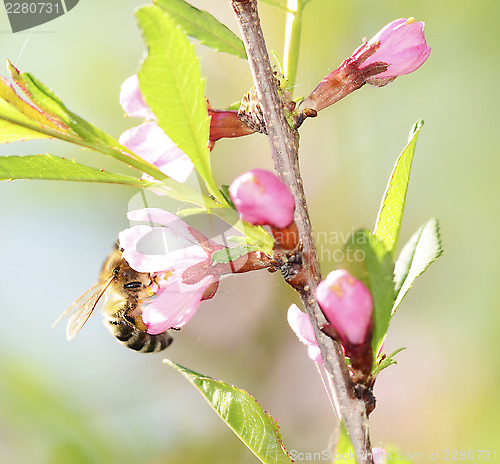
[295,17,430,125]
[360,18,431,84]
[229,169,295,229]
[315,270,373,346]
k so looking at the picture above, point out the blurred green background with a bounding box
[0,0,498,463]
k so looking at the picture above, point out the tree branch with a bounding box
[230,1,373,461]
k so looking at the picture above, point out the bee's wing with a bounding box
[52,283,101,329]
[60,276,115,340]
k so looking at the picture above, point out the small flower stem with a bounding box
[230,1,373,461]
[283,0,304,93]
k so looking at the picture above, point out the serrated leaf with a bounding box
[0,155,146,186]
[0,76,59,144]
[8,62,124,153]
[165,360,292,464]
[154,0,246,58]
[393,218,443,313]
[136,6,223,203]
[339,230,395,357]
[374,120,423,256]
[0,75,66,143]
[1,62,165,180]
[0,100,51,144]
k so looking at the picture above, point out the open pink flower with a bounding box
[119,75,194,183]
[287,304,322,363]
[229,169,295,229]
[118,208,222,335]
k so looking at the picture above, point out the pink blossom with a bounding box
[119,74,155,120]
[287,304,322,363]
[119,75,194,183]
[315,270,373,346]
[118,208,221,335]
[360,18,431,81]
[229,169,295,229]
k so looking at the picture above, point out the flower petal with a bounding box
[120,74,155,120]
[143,277,213,334]
[287,304,322,363]
[362,18,431,79]
[372,448,386,464]
[127,208,201,245]
[119,122,194,183]
[119,224,207,273]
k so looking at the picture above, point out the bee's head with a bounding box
[115,263,151,294]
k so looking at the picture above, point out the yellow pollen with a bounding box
[329,283,344,298]
[163,270,174,281]
[406,17,415,24]
[244,174,266,193]
[345,275,356,286]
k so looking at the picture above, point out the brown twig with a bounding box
[230,0,373,461]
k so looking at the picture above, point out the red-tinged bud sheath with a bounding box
[208,109,256,142]
[229,169,295,229]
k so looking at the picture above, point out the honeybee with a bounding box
[55,246,173,353]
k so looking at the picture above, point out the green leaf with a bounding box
[0,155,146,186]
[0,75,64,143]
[8,63,132,157]
[165,360,292,464]
[374,120,423,256]
[339,230,395,357]
[154,0,247,58]
[219,184,235,209]
[0,62,166,180]
[373,347,406,376]
[211,244,258,265]
[137,6,223,203]
[333,422,356,462]
[393,218,443,313]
